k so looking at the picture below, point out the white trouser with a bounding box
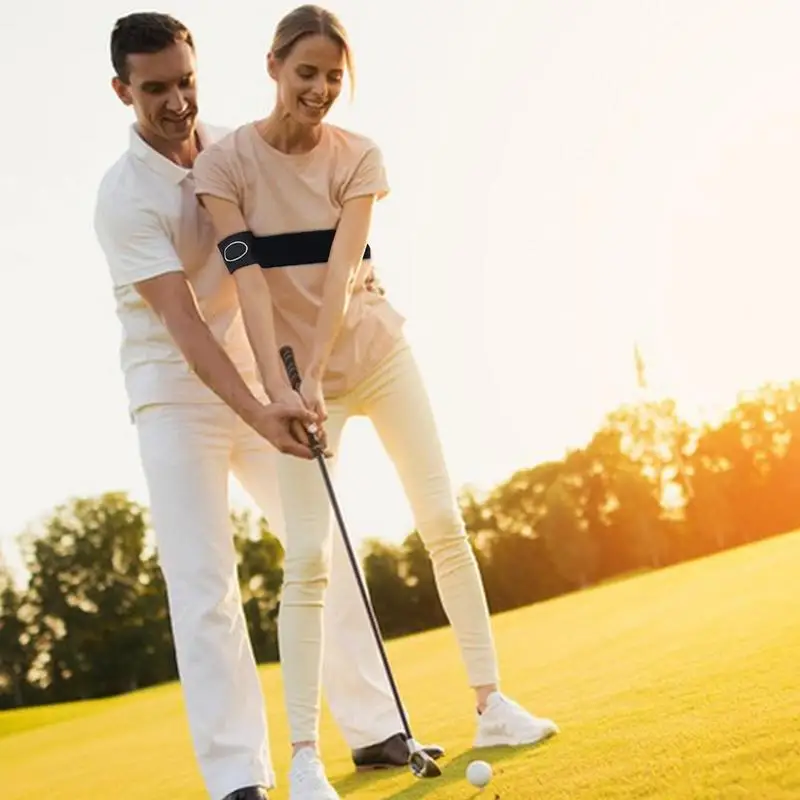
[276,340,499,743]
[135,401,405,800]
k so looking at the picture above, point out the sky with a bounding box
[2,0,800,581]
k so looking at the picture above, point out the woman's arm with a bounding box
[306,194,376,381]
[197,194,293,401]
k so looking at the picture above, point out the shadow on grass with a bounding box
[333,738,559,799]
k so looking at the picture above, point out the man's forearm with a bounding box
[167,313,265,426]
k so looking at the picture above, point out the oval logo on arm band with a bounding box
[223,241,249,262]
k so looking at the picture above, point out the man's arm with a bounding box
[93,198,316,457]
[134,271,266,423]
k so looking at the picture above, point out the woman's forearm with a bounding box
[196,193,291,400]
[307,194,376,380]
[307,265,354,380]
[236,270,292,400]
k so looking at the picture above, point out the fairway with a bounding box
[3,531,799,799]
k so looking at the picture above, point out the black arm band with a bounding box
[217,231,258,274]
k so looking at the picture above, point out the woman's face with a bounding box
[269,34,346,125]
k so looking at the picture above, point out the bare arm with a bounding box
[197,194,293,402]
[93,196,315,458]
[133,273,315,457]
[307,194,376,380]
[134,272,266,423]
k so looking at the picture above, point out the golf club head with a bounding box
[408,740,442,779]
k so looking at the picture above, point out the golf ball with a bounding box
[466,759,493,787]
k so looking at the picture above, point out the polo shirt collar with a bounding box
[128,121,212,183]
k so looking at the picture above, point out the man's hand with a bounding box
[272,387,333,457]
[248,401,321,459]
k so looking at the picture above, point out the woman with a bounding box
[193,5,558,796]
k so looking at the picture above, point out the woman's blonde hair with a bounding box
[271,5,355,94]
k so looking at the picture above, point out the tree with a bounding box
[460,469,573,608]
[401,532,448,634]
[233,511,284,664]
[22,493,174,702]
[0,563,31,708]
[600,399,692,567]
[539,475,597,588]
[362,538,415,639]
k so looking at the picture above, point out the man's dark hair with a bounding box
[111,12,194,83]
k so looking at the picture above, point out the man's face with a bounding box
[112,40,198,144]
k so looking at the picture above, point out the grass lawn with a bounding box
[3,531,799,798]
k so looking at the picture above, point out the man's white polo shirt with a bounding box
[94,122,260,415]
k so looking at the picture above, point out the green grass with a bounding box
[3,531,800,799]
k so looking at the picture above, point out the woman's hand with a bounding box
[299,376,330,454]
[298,377,329,458]
[298,376,327,424]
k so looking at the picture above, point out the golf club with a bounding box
[279,345,442,781]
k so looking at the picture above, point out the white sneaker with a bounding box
[474,691,559,748]
[289,748,340,799]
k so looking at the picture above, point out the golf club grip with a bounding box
[278,345,323,454]
[279,346,302,391]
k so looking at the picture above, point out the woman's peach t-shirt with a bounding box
[192,122,405,396]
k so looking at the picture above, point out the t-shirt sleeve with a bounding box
[193,144,241,205]
[94,191,183,288]
[342,142,390,203]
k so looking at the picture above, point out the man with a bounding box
[93,12,441,800]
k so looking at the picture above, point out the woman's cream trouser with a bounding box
[277,339,500,743]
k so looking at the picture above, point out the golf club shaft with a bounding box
[315,449,414,739]
[279,346,414,742]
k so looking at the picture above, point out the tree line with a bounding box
[3,378,800,710]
